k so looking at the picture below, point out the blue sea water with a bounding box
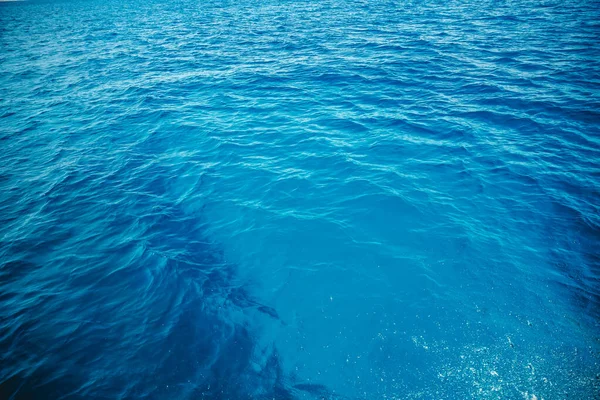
[1,0,599,398]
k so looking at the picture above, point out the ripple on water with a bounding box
[1,0,599,399]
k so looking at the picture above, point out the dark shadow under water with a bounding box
[0,158,330,400]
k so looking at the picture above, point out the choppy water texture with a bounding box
[1,0,600,398]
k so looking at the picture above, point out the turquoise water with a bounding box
[1,0,599,398]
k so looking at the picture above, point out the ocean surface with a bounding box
[1,0,599,398]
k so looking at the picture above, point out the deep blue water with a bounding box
[1,0,599,398]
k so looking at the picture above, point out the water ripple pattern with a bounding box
[1,0,599,399]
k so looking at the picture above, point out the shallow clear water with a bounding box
[1,0,599,398]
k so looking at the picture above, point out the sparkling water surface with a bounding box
[1,0,599,398]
